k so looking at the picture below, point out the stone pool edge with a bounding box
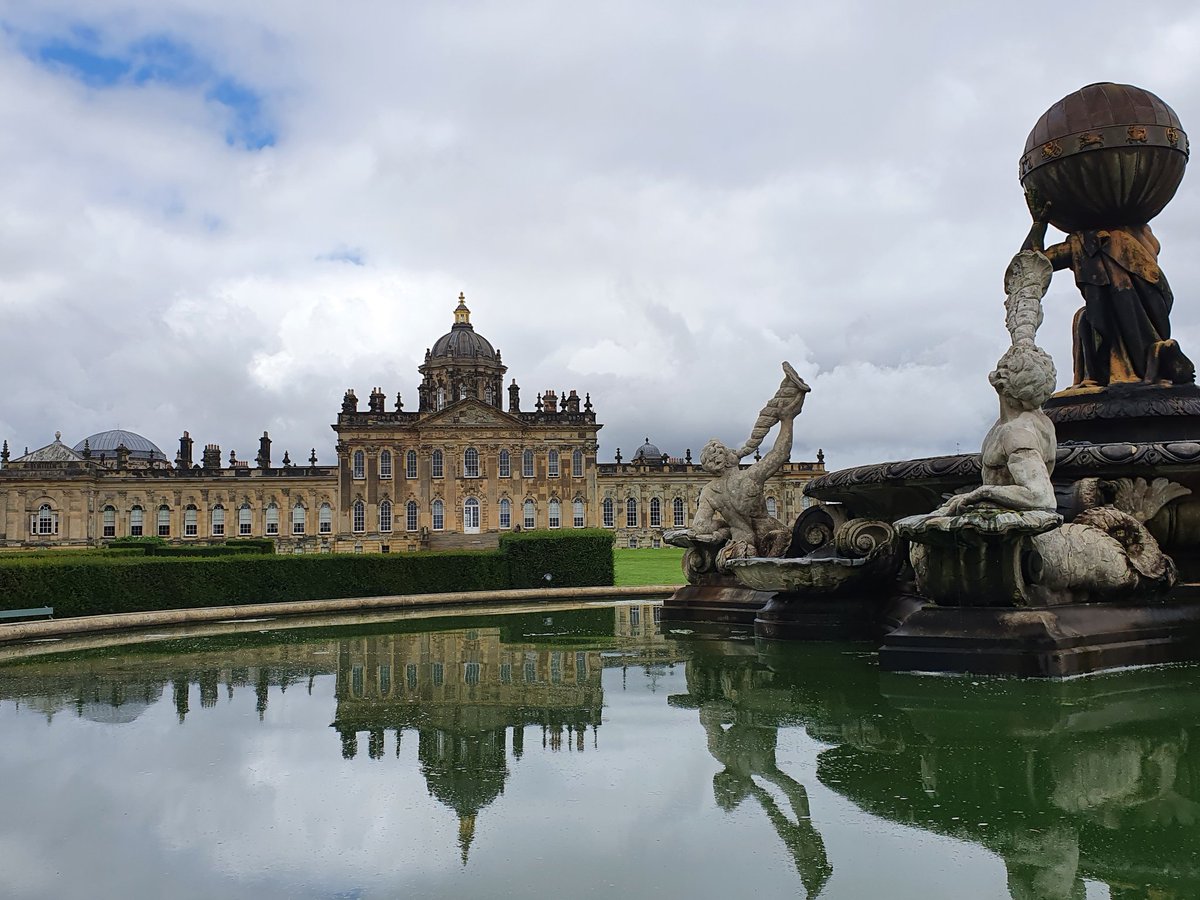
[0,584,679,645]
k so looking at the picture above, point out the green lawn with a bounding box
[613,547,685,586]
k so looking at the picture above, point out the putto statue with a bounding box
[668,363,809,570]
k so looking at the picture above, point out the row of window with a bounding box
[597,496,779,528]
[348,497,588,533]
[351,448,586,480]
[348,650,591,698]
[93,502,336,538]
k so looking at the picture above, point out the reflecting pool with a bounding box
[1,601,1198,899]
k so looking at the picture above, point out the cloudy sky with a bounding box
[2,1,1200,470]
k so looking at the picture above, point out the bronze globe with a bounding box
[1019,82,1188,233]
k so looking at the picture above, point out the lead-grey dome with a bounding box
[74,429,167,462]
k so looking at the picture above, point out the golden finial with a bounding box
[454,292,471,325]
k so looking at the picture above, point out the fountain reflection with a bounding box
[825,669,1200,899]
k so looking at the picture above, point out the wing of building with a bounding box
[0,296,825,552]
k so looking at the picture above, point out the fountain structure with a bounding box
[663,82,1200,676]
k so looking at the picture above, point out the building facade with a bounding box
[0,297,825,552]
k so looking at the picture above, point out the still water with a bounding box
[0,600,1197,899]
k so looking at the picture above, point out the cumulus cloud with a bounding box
[1,1,1200,468]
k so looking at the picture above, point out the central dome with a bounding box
[430,294,498,361]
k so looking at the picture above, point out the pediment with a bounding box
[421,398,523,429]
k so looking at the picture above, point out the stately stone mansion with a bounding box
[0,297,824,553]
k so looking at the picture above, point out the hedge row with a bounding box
[500,529,614,588]
[0,530,613,618]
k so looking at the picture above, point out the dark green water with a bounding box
[1,601,1198,899]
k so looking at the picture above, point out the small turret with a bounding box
[309,448,319,467]
[342,389,358,414]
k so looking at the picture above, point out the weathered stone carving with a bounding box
[898,250,1189,606]
[666,362,809,573]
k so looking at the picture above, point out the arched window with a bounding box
[499,449,511,478]
[319,502,333,534]
[379,499,392,533]
[102,505,116,538]
[184,505,198,537]
[158,504,171,537]
[572,449,583,477]
[484,383,494,405]
[548,449,560,477]
[238,503,252,536]
[406,500,418,532]
[352,500,366,533]
[464,497,480,530]
[464,447,480,478]
[432,449,444,479]
[499,498,512,529]
[626,498,638,528]
[650,498,662,528]
[379,450,392,479]
[523,499,535,529]
[522,449,534,478]
[766,497,778,519]
[265,502,280,535]
[573,498,585,528]
[431,499,445,531]
[352,450,365,479]
[211,504,225,536]
[35,503,56,536]
[436,385,446,410]
[673,497,686,527]
[292,503,306,535]
[130,505,144,536]
[406,450,417,479]
[548,499,561,528]
[602,497,615,528]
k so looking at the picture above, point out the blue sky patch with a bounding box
[15,24,276,148]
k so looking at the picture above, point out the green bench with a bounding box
[0,607,54,623]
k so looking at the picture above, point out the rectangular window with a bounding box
[522,450,534,478]
[380,503,392,533]
[464,662,480,686]
[406,452,417,479]
[406,503,418,532]
[499,502,511,530]
[379,665,391,695]
[499,452,511,478]
[379,452,392,479]
[432,662,444,686]
[351,665,364,697]
[352,451,365,479]
[500,662,512,684]
[572,451,583,478]
[432,452,444,479]
[352,503,365,533]
[603,502,614,528]
[406,663,418,691]
[432,502,444,531]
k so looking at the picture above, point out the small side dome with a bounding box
[74,429,167,462]
[632,438,663,463]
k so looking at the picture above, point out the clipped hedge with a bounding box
[500,529,614,589]
[0,531,614,618]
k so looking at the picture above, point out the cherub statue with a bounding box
[688,362,810,562]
